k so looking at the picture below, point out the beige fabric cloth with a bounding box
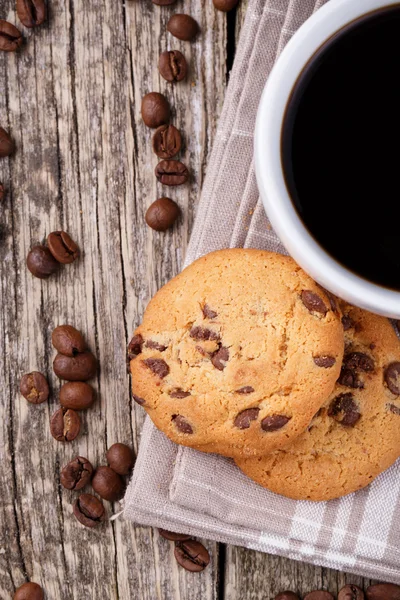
[124,0,400,582]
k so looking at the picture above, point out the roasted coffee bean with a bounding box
[158,50,187,82]
[60,381,95,410]
[167,14,199,41]
[190,326,219,341]
[261,414,291,432]
[92,466,125,502]
[169,389,191,398]
[155,160,189,186]
[338,584,365,600]
[236,386,255,394]
[172,414,193,434]
[366,583,400,600]
[314,355,336,368]
[143,357,169,378]
[0,126,15,157]
[328,393,361,426]
[52,324,86,356]
[152,0,176,4]
[60,456,93,490]
[13,582,44,600]
[211,346,229,370]
[50,407,80,442]
[234,408,259,429]
[145,197,180,231]
[384,362,400,395]
[152,125,182,159]
[16,0,46,28]
[174,539,210,572]
[0,20,23,52]
[26,245,60,279]
[301,290,328,315]
[141,92,170,128]
[202,304,217,319]
[20,371,49,404]
[47,231,79,264]
[274,593,300,600]
[304,593,334,600]
[213,0,240,11]
[106,443,134,475]
[159,528,191,541]
[53,351,97,381]
[73,493,105,528]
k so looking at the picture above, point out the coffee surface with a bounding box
[281,6,400,290]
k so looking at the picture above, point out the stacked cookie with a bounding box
[128,249,400,501]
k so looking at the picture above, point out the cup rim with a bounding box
[255,0,400,318]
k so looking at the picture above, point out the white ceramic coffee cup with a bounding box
[255,0,400,318]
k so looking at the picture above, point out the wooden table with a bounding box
[0,1,373,597]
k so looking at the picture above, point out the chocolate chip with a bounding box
[261,414,291,432]
[234,408,260,429]
[143,358,169,378]
[174,539,210,572]
[384,362,400,395]
[141,92,170,128]
[338,584,365,600]
[14,582,44,600]
[92,466,125,502]
[20,371,49,404]
[338,352,374,388]
[145,340,167,351]
[60,456,93,491]
[50,407,80,441]
[338,368,364,389]
[159,528,190,541]
[388,403,400,415]
[127,334,144,364]
[0,125,15,157]
[314,355,336,368]
[304,593,335,600]
[172,414,193,434]
[47,231,79,264]
[158,50,187,82]
[73,494,105,528]
[52,324,86,356]
[53,351,97,381]
[145,197,180,232]
[195,345,208,356]
[170,389,191,398]
[328,393,361,426]
[190,326,220,341]
[155,160,189,186]
[275,593,300,600]
[202,304,218,319]
[59,381,96,410]
[301,290,328,315]
[106,443,134,475]
[16,0,46,28]
[167,14,199,41]
[131,392,145,405]
[236,386,255,394]
[0,20,23,52]
[26,245,60,279]
[342,315,355,330]
[211,346,229,370]
[366,583,400,600]
[152,124,182,159]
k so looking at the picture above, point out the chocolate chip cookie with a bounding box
[235,303,400,499]
[129,249,344,458]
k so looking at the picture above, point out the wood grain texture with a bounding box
[0,0,372,599]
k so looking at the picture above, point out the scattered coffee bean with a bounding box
[106,443,134,475]
[172,414,193,434]
[155,160,189,186]
[328,393,361,426]
[159,528,191,541]
[52,324,86,356]
[338,584,365,600]
[236,386,255,394]
[202,304,217,319]
[0,182,4,201]
[152,0,176,4]
[53,351,97,381]
[301,290,328,315]
[0,126,15,157]
[73,493,105,528]
[174,539,210,572]
[92,466,125,502]
[13,582,44,600]
[47,231,79,264]
[60,456,93,490]
[50,407,80,442]
[211,346,229,370]
[143,357,169,378]
[384,362,400,395]
[145,197,180,232]
[141,92,170,128]
[304,592,334,600]
[152,124,182,159]
[167,14,199,41]
[16,0,46,28]
[26,245,60,279]
[261,414,291,432]
[158,50,187,82]
[0,20,23,52]
[366,583,400,600]
[313,355,336,368]
[234,408,259,429]
[274,593,300,600]
[60,381,96,410]
[213,0,240,11]
[20,371,49,404]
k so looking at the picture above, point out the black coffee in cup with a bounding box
[281,6,400,290]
